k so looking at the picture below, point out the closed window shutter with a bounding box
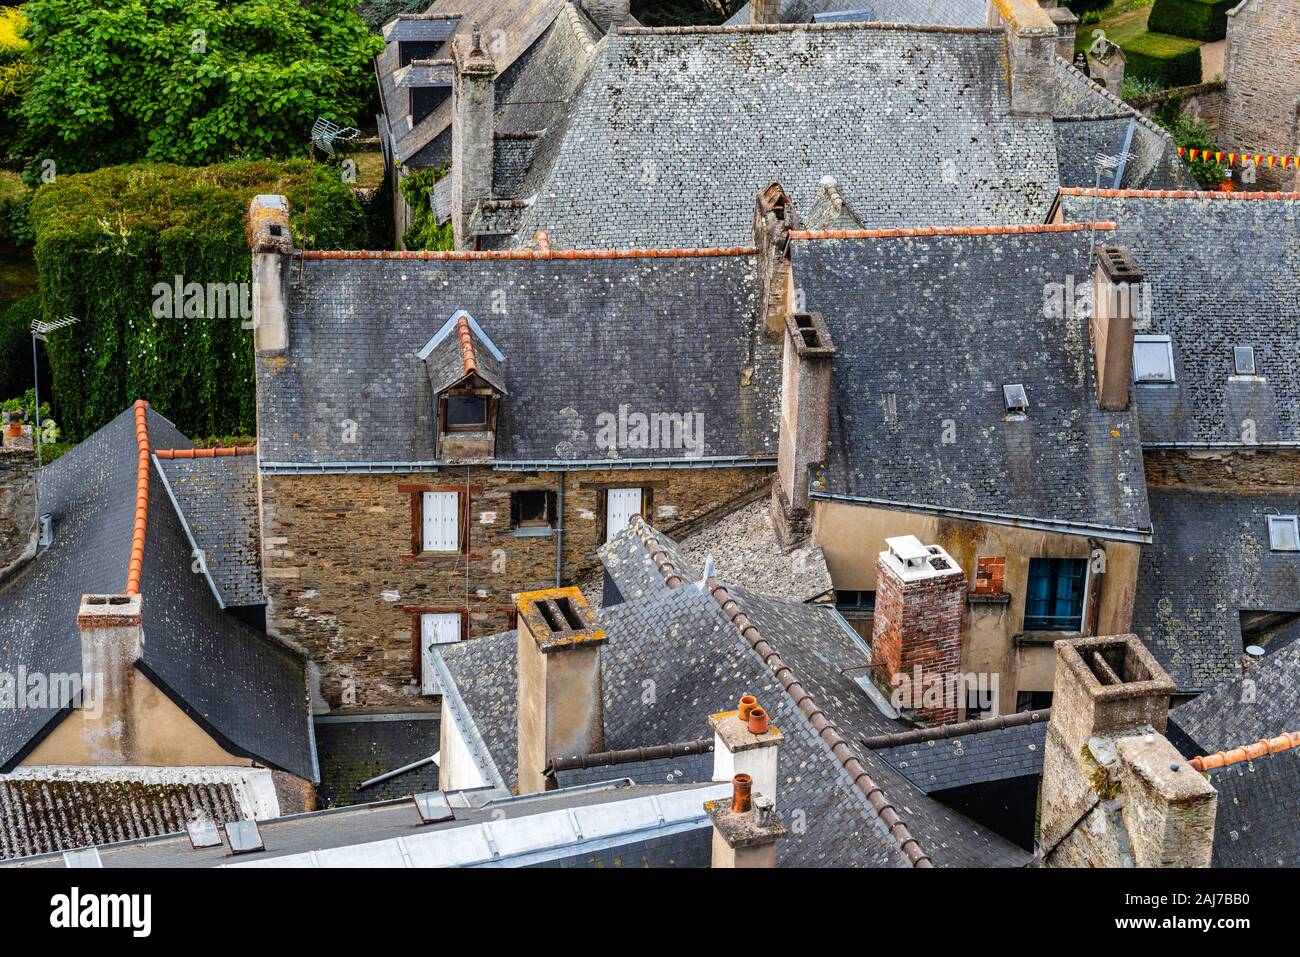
[422,491,460,551]
[420,612,462,694]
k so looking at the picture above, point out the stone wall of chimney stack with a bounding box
[749,0,782,25]
[248,194,292,354]
[1093,246,1141,412]
[773,311,835,547]
[451,30,497,250]
[871,543,966,726]
[988,0,1059,116]
[76,594,146,765]
[0,446,38,580]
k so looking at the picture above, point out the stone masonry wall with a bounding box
[0,447,37,577]
[1221,0,1300,191]
[261,464,770,711]
[1143,448,1300,491]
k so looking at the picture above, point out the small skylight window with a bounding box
[1003,384,1029,416]
[186,818,223,849]
[225,819,265,855]
[412,791,455,825]
[1133,335,1175,383]
[1233,346,1256,376]
[1267,515,1299,552]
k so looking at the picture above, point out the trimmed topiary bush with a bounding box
[1123,33,1203,89]
[28,159,366,441]
[1148,0,1235,42]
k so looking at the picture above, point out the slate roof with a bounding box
[382,14,460,43]
[258,253,778,467]
[514,25,1060,249]
[0,407,313,779]
[314,714,440,808]
[1135,487,1300,691]
[1056,190,1300,445]
[723,0,987,27]
[1169,640,1300,867]
[1051,60,1196,193]
[795,227,1151,540]
[598,520,700,604]
[157,454,263,608]
[438,526,1033,867]
[873,721,1047,793]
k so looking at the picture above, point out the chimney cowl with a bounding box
[247,194,293,254]
[1096,245,1142,284]
[783,312,836,359]
[77,592,143,629]
[515,587,606,654]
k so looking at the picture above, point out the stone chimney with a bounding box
[1045,4,1079,61]
[0,445,38,580]
[515,586,607,794]
[1092,245,1142,412]
[1086,35,1126,98]
[76,593,145,764]
[710,696,784,811]
[451,28,496,251]
[1038,634,1215,868]
[248,194,292,354]
[988,0,1058,116]
[707,697,786,867]
[773,311,835,546]
[749,0,782,24]
[706,773,787,867]
[753,182,796,339]
[579,0,630,31]
[870,536,966,725]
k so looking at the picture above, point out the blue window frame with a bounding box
[1024,558,1087,632]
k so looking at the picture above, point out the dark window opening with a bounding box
[411,86,450,125]
[1015,691,1052,713]
[511,490,555,529]
[1024,558,1086,632]
[966,689,996,720]
[445,394,487,430]
[835,589,876,611]
[399,40,442,66]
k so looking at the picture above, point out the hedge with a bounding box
[1122,33,1203,89]
[1148,0,1235,42]
[29,160,366,441]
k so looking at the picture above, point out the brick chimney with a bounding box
[706,773,787,867]
[988,0,1057,116]
[710,697,784,811]
[870,536,966,726]
[773,311,835,546]
[515,587,607,794]
[1092,245,1142,411]
[76,593,145,764]
[0,445,37,579]
[753,182,796,339]
[1037,634,1217,867]
[451,28,496,250]
[749,0,782,24]
[248,194,292,354]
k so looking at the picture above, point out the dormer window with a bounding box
[1267,515,1299,552]
[445,394,488,430]
[1233,346,1256,376]
[1133,335,1174,383]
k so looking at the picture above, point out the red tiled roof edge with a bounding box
[789,222,1115,241]
[155,447,256,459]
[127,400,151,595]
[1060,187,1300,201]
[1189,730,1300,772]
[457,315,479,376]
[628,516,933,867]
[297,246,756,261]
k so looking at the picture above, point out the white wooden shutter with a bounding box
[422,491,459,551]
[605,488,643,542]
[421,612,461,695]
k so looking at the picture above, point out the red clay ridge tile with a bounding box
[457,315,478,376]
[1059,187,1300,201]
[1189,730,1300,772]
[127,400,151,595]
[789,222,1114,241]
[297,246,757,262]
[154,446,256,459]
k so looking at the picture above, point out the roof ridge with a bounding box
[127,400,152,595]
[617,23,1002,36]
[1190,730,1300,772]
[456,314,479,376]
[789,222,1114,241]
[629,515,686,588]
[155,446,256,459]
[705,577,933,867]
[1060,187,1300,201]
[861,708,1051,750]
[546,738,713,774]
[299,246,755,262]
[1053,55,1173,143]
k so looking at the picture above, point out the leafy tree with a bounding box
[17,0,383,176]
[400,166,453,251]
[1158,108,1226,188]
[0,5,32,161]
[0,296,46,405]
